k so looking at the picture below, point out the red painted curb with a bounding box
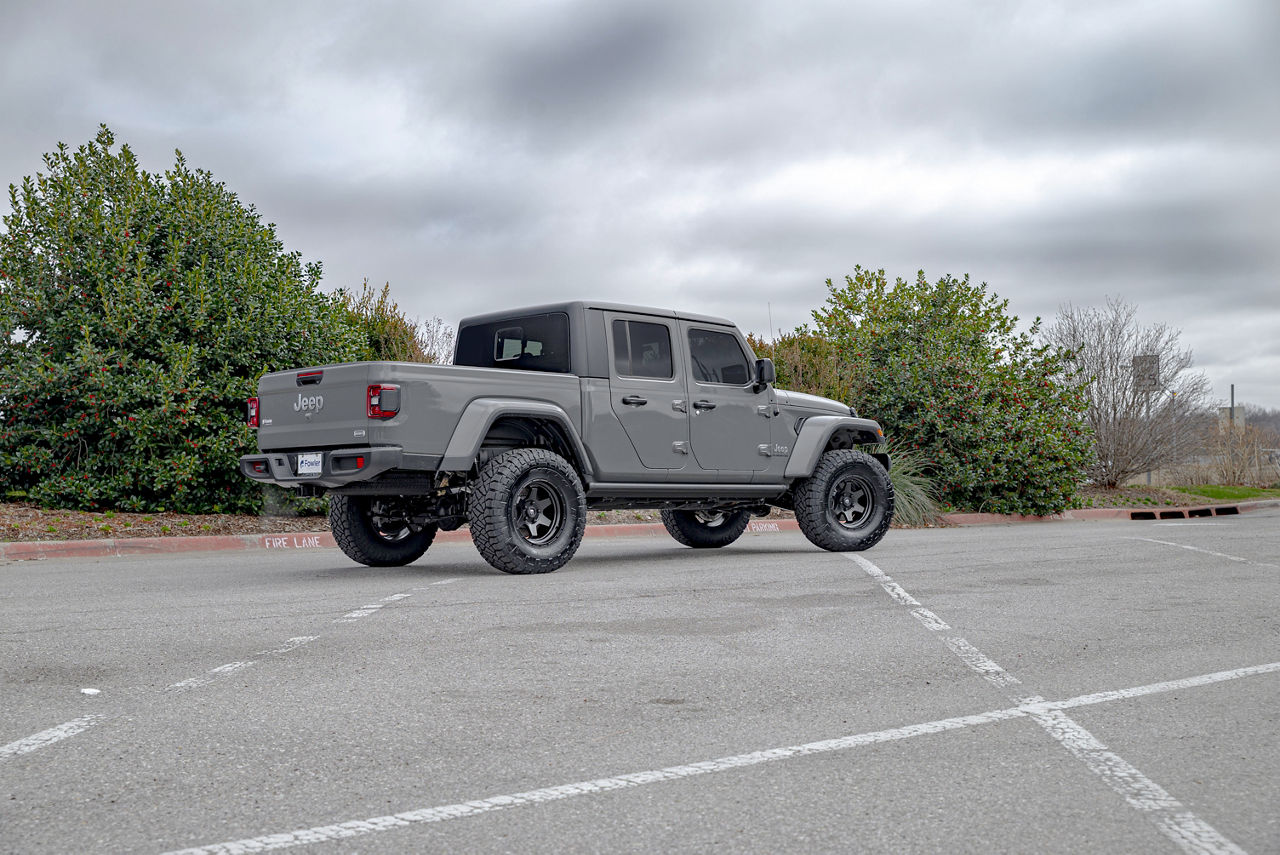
[2,501,1273,561]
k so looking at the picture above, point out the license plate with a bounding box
[296,452,323,477]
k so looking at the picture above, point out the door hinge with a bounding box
[672,400,687,413]
[757,443,772,457]
[672,441,690,455]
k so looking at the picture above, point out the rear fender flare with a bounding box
[441,399,593,478]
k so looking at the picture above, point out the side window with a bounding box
[454,312,570,373]
[688,328,751,386]
[612,319,673,380]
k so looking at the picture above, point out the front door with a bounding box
[682,323,771,477]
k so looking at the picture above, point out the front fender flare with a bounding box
[783,415,888,479]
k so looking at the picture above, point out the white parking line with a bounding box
[1129,537,1279,569]
[941,636,1022,688]
[159,660,1279,855]
[4,583,420,760]
[0,715,106,759]
[335,589,428,623]
[167,661,255,693]
[1021,703,1244,854]
[846,553,1249,855]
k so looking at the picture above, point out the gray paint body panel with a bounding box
[244,302,888,505]
[441,398,593,477]
[784,416,887,478]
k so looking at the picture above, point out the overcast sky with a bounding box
[3,0,1278,408]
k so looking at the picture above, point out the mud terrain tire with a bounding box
[468,448,587,574]
[660,509,751,548]
[793,450,893,552]
[330,494,437,567]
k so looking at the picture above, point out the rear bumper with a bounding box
[239,446,409,489]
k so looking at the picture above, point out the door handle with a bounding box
[621,395,648,406]
[692,400,717,411]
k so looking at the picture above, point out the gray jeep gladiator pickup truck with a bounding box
[240,302,893,573]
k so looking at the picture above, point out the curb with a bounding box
[0,519,797,562]
[2,503,1275,561]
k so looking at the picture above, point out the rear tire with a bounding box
[468,448,587,574]
[793,450,893,552]
[330,494,437,567]
[660,509,751,548]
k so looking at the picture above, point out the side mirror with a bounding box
[753,357,776,392]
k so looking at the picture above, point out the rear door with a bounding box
[605,313,690,475]
[682,323,771,477]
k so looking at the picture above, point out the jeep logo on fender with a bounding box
[294,393,324,412]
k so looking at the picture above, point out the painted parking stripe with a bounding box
[941,636,1022,688]
[1031,661,1280,713]
[158,660,1277,855]
[4,581,423,759]
[846,553,1248,855]
[1022,703,1244,854]
[849,555,1020,689]
[1129,537,1279,569]
[0,715,106,759]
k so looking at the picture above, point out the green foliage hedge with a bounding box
[755,267,1092,515]
[0,127,364,513]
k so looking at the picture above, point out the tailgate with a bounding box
[256,364,373,451]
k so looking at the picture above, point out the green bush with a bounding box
[338,279,454,363]
[0,126,364,513]
[756,267,1092,515]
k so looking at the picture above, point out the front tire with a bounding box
[660,509,751,548]
[330,494,437,567]
[468,448,587,574]
[793,450,894,552]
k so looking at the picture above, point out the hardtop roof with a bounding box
[456,300,735,329]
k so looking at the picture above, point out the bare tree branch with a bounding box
[1043,297,1212,487]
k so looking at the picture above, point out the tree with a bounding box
[1042,297,1211,488]
[337,279,455,364]
[0,126,365,513]
[754,267,1092,515]
[1243,404,1280,439]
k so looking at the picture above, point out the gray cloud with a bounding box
[2,0,1277,408]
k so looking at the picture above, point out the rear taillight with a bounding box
[247,397,260,428]
[367,384,401,420]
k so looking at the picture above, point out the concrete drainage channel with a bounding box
[1129,505,1239,520]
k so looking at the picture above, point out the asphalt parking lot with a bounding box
[2,512,1277,854]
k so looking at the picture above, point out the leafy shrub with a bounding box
[0,126,364,513]
[338,279,454,363]
[756,267,1092,515]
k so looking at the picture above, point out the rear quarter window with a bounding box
[455,312,571,373]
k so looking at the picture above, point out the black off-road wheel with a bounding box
[468,448,587,574]
[660,509,751,548]
[330,494,438,567]
[793,450,894,552]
